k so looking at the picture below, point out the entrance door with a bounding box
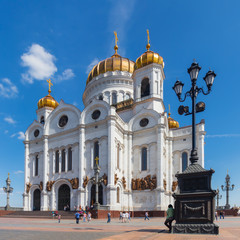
[58,184,70,210]
[90,184,103,205]
[33,189,41,211]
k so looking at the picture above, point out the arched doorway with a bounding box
[58,184,70,210]
[90,184,103,205]
[33,189,41,211]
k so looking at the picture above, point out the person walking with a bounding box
[144,211,150,220]
[107,212,111,223]
[75,211,80,224]
[215,211,218,221]
[164,204,175,233]
[87,212,91,222]
[83,212,87,222]
[58,214,61,223]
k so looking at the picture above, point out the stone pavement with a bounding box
[0,216,239,240]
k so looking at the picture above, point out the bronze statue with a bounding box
[83,176,89,188]
[122,176,126,189]
[46,181,55,192]
[102,173,108,186]
[69,177,79,189]
[131,175,157,191]
[114,173,118,185]
[172,181,178,192]
[39,181,43,191]
[26,183,31,193]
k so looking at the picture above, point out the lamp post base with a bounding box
[94,202,101,210]
[172,223,219,234]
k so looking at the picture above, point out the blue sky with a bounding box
[0,0,239,207]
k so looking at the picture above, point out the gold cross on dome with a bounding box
[47,79,53,94]
[95,156,99,165]
[147,29,150,45]
[114,31,118,46]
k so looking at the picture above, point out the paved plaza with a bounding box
[0,216,240,240]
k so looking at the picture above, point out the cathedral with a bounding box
[23,32,205,211]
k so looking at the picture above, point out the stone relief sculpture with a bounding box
[46,181,55,192]
[114,173,118,185]
[39,181,43,191]
[172,181,178,192]
[163,179,167,191]
[83,176,89,188]
[122,176,126,189]
[102,173,108,186]
[69,177,79,189]
[26,183,31,193]
[131,175,157,190]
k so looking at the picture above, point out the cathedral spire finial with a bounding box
[114,31,119,55]
[168,104,171,117]
[146,29,150,51]
[47,79,53,95]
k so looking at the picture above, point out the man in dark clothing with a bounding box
[164,204,175,233]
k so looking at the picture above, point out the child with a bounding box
[58,214,61,223]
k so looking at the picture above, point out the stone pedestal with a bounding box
[172,164,219,235]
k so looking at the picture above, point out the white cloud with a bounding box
[4,117,16,124]
[56,68,75,82]
[0,78,18,98]
[14,170,24,174]
[86,58,99,74]
[206,134,240,138]
[21,44,57,84]
[72,101,78,106]
[11,131,25,140]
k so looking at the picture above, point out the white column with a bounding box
[107,114,116,209]
[90,143,94,169]
[168,138,173,204]
[52,151,55,175]
[59,150,62,173]
[65,148,68,172]
[78,126,85,207]
[23,141,30,210]
[127,133,133,211]
[41,136,48,211]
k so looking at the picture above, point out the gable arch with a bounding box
[25,120,43,141]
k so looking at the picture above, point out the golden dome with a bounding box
[168,112,179,129]
[37,79,59,109]
[135,30,164,70]
[86,32,135,85]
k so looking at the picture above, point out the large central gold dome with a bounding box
[86,45,135,85]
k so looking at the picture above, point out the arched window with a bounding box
[117,144,120,169]
[141,147,147,171]
[126,93,130,100]
[40,116,45,124]
[94,141,99,166]
[141,78,150,98]
[61,149,66,172]
[35,155,39,176]
[112,92,117,105]
[98,94,103,100]
[182,152,188,172]
[117,187,120,203]
[55,150,59,173]
[68,147,72,171]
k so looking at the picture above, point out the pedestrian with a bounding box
[83,212,87,222]
[128,211,131,221]
[107,212,111,223]
[215,211,218,221]
[119,212,122,221]
[126,212,129,223]
[58,214,61,223]
[75,211,80,224]
[220,211,224,219]
[144,211,149,220]
[164,204,175,233]
[87,212,91,222]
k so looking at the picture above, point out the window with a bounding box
[61,149,66,172]
[68,147,72,171]
[117,187,120,203]
[99,94,103,100]
[55,150,59,173]
[112,92,117,105]
[40,116,45,124]
[141,78,150,98]
[182,152,188,172]
[35,155,39,176]
[117,144,120,169]
[141,147,147,171]
[94,141,99,165]
[126,93,130,100]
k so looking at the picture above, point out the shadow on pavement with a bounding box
[72,228,103,231]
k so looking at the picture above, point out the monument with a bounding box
[3,173,13,211]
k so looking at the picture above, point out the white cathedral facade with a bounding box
[23,37,205,211]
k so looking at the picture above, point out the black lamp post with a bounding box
[221,172,234,210]
[3,173,13,210]
[171,61,219,235]
[173,62,216,164]
[215,187,222,210]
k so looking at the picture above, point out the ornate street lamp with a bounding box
[3,173,13,210]
[172,61,218,235]
[221,171,234,210]
[173,62,216,164]
[215,187,222,210]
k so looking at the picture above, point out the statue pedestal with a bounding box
[172,164,219,235]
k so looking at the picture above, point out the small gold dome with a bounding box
[135,30,164,70]
[86,53,135,85]
[168,113,179,129]
[37,94,59,109]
